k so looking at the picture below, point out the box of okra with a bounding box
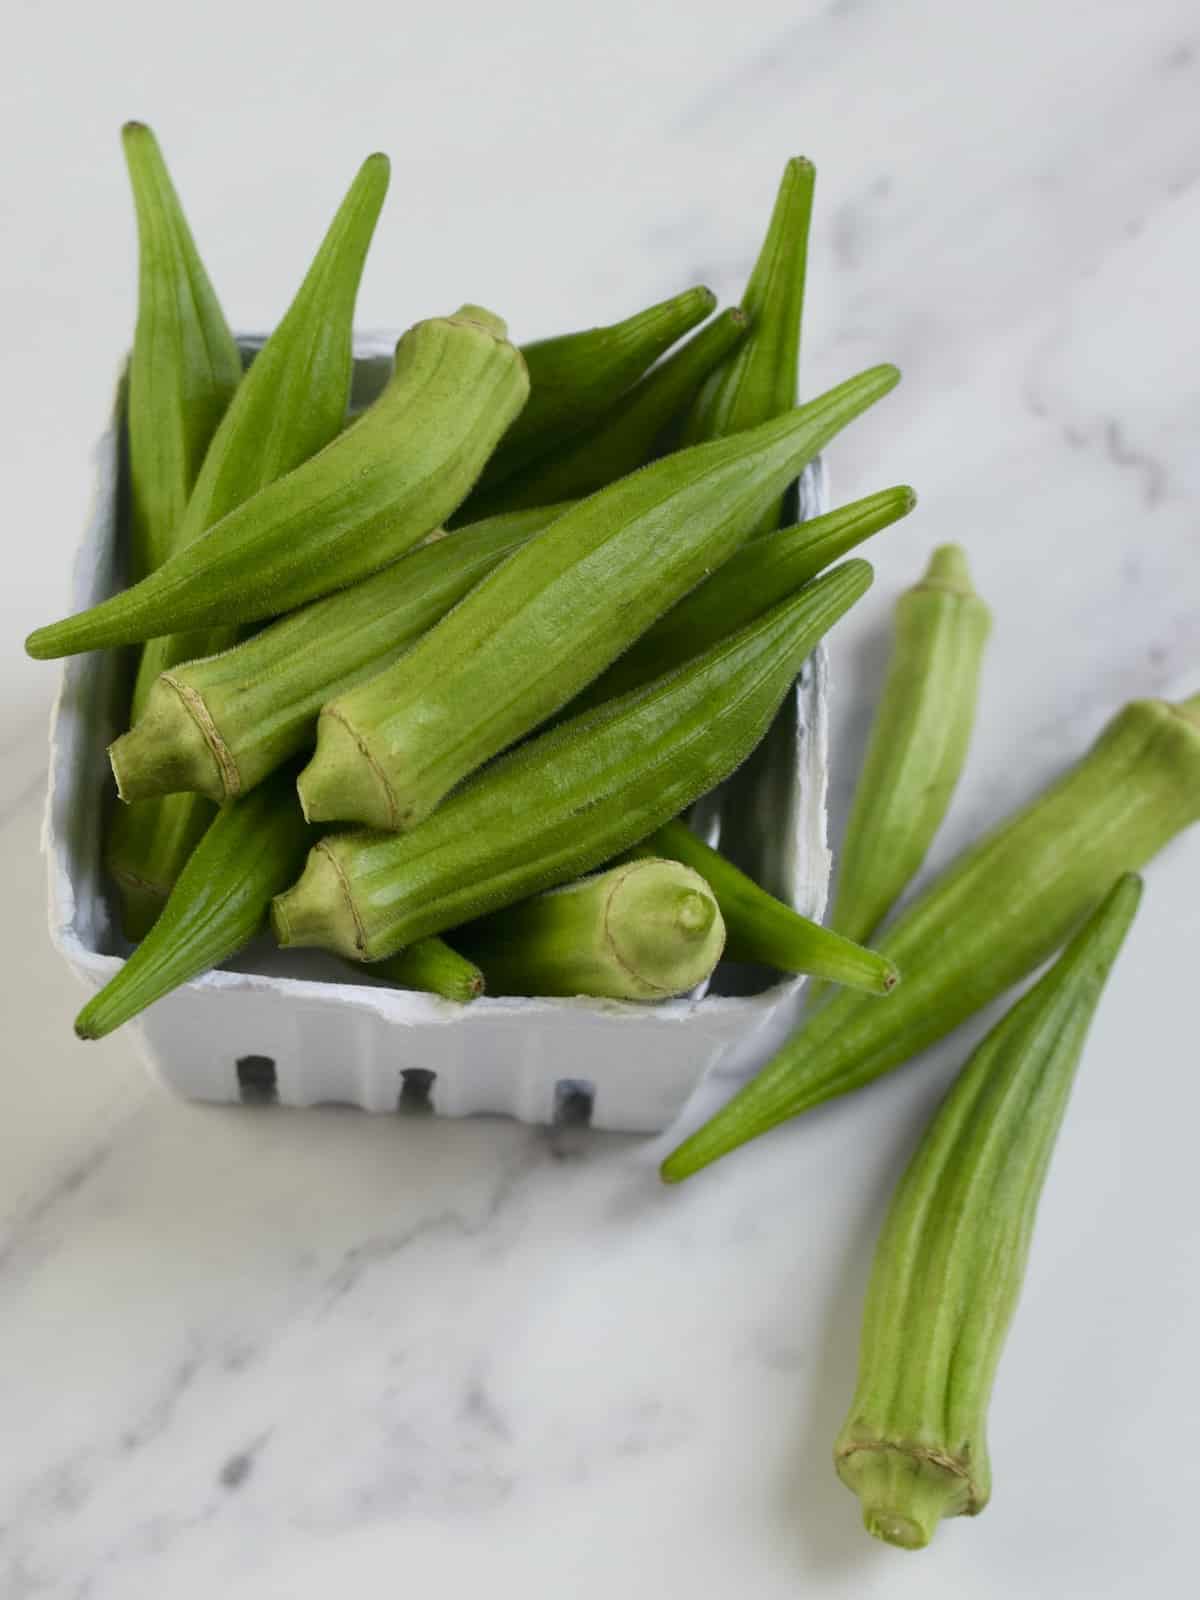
[44,337,833,1134]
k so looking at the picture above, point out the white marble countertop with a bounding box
[4,1,1199,1594]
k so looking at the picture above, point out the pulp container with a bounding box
[44,333,832,1134]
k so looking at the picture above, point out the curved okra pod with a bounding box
[835,874,1142,1550]
[364,938,485,1004]
[682,156,815,536]
[467,286,716,500]
[271,560,873,962]
[459,859,726,1001]
[569,487,915,714]
[26,306,528,658]
[106,152,391,934]
[120,122,242,581]
[662,691,1200,1181]
[626,819,899,996]
[108,506,570,805]
[75,769,315,1039]
[297,365,899,832]
[826,544,991,952]
[466,308,749,516]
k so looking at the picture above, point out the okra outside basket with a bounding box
[44,333,833,1134]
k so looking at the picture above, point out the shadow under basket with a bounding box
[44,332,832,1135]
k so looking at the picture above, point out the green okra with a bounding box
[120,122,242,581]
[76,768,315,1039]
[682,156,815,536]
[106,153,390,934]
[835,874,1142,1550]
[108,795,217,942]
[466,286,716,501]
[626,818,899,996]
[362,937,485,1004]
[465,308,749,517]
[108,505,569,806]
[297,365,899,832]
[569,487,915,715]
[271,560,873,962]
[826,544,991,953]
[662,691,1200,1181]
[459,859,726,1001]
[26,306,528,659]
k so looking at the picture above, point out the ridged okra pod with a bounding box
[76,769,314,1039]
[27,307,529,658]
[120,122,241,581]
[828,544,991,950]
[459,859,726,1000]
[835,875,1142,1550]
[106,153,390,934]
[662,691,1200,1181]
[466,308,749,516]
[298,366,899,832]
[682,157,815,536]
[570,487,915,714]
[271,560,872,962]
[626,819,898,996]
[108,506,568,806]
[466,286,716,501]
[365,938,484,1004]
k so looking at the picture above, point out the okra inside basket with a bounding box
[67,344,832,1006]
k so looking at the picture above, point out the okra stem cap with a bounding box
[272,842,364,959]
[298,709,400,830]
[836,1444,975,1550]
[108,674,227,805]
[604,863,725,995]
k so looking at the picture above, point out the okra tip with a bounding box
[74,999,108,1042]
[916,543,976,595]
[25,621,75,661]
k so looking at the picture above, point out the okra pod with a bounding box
[110,121,243,936]
[298,365,899,832]
[106,153,390,932]
[108,795,217,942]
[75,769,314,1039]
[26,306,528,658]
[365,938,485,1004]
[627,819,899,996]
[835,874,1142,1550]
[459,859,725,1001]
[682,157,815,535]
[120,122,241,581]
[466,308,749,516]
[570,487,915,714]
[468,286,716,499]
[827,544,991,951]
[271,560,873,962]
[108,506,569,805]
[662,691,1200,1181]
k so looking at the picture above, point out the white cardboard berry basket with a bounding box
[44,333,832,1134]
